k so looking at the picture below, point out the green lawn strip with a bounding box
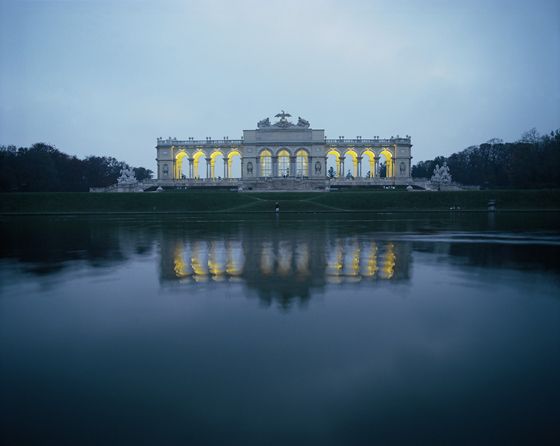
[0,192,254,213]
[1,190,558,214]
[308,190,560,211]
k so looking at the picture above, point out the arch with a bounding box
[175,151,188,179]
[260,149,272,177]
[361,149,375,178]
[210,150,224,179]
[278,149,290,177]
[227,149,241,178]
[295,148,308,177]
[379,148,394,178]
[327,148,341,178]
[192,150,207,179]
[344,149,358,178]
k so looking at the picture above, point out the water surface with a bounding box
[1,213,559,445]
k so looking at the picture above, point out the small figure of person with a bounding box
[275,201,280,213]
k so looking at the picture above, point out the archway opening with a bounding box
[227,150,241,178]
[362,150,375,178]
[344,149,358,178]
[260,149,272,177]
[175,151,188,179]
[326,149,341,178]
[278,149,290,177]
[379,149,393,178]
[193,151,208,179]
[295,149,308,177]
[210,150,224,179]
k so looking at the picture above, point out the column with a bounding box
[374,157,380,178]
[224,158,228,178]
[340,156,345,178]
[206,158,211,179]
[357,156,362,178]
[290,156,296,177]
[272,156,278,177]
[188,159,194,179]
[308,156,313,177]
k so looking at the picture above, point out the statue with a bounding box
[273,110,295,128]
[117,167,137,185]
[315,161,321,173]
[431,162,452,190]
[297,117,310,128]
[246,162,253,175]
[257,117,270,128]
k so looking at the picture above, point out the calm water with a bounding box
[1,213,559,445]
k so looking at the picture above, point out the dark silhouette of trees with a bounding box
[0,143,153,192]
[412,129,560,188]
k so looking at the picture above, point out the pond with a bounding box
[1,213,559,445]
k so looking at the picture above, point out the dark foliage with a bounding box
[0,143,153,192]
[412,129,560,188]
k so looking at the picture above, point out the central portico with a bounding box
[155,112,413,188]
[241,111,326,179]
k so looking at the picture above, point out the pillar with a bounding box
[206,158,211,179]
[224,158,228,178]
[374,157,379,178]
[340,156,345,178]
[308,156,313,177]
[272,156,278,177]
[188,159,194,179]
[290,156,296,177]
[357,156,362,177]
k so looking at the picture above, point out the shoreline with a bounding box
[2,209,560,216]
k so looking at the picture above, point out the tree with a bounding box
[133,167,153,181]
[411,128,560,189]
[0,143,153,192]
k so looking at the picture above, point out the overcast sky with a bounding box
[1,0,558,168]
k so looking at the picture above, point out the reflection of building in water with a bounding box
[160,227,411,305]
[165,239,245,283]
[325,239,404,283]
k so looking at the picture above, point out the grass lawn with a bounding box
[1,189,559,214]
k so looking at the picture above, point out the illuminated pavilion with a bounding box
[155,112,413,189]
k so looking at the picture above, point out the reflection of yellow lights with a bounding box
[260,243,274,275]
[351,245,360,276]
[225,242,244,275]
[208,241,225,281]
[381,243,396,279]
[296,243,310,276]
[364,242,378,277]
[326,241,343,276]
[173,246,189,278]
[191,242,208,279]
[278,243,292,276]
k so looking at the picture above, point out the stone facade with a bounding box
[155,112,412,183]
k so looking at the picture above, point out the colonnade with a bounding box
[327,149,395,178]
[171,147,401,180]
[175,150,241,179]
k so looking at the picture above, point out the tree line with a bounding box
[0,143,153,192]
[412,129,560,188]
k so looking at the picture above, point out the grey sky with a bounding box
[1,0,558,169]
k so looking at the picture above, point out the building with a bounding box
[155,112,412,188]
